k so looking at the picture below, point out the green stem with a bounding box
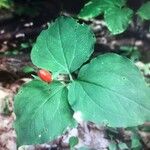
[69,73,73,81]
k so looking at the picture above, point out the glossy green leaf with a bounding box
[108,142,117,150]
[0,0,12,9]
[118,142,128,149]
[31,16,95,74]
[79,0,104,20]
[69,136,79,149]
[104,7,133,34]
[79,0,126,20]
[22,66,35,74]
[131,135,142,149]
[137,1,150,20]
[68,53,150,127]
[14,80,76,146]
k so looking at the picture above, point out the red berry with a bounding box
[38,69,52,83]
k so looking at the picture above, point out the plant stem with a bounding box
[69,73,73,81]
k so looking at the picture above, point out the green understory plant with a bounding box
[14,16,150,147]
[0,0,12,9]
[107,127,143,150]
[79,0,150,34]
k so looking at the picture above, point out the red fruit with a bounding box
[38,69,52,83]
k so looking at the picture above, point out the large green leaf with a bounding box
[14,80,76,146]
[79,0,126,20]
[68,53,150,127]
[79,0,104,20]
[137,1,150,20]
[0,0,11,9]
[104,6,133,34]
[31,16,95,74]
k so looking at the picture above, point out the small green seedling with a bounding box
[69,136,79,149]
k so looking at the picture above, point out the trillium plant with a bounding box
[14,16,150,146]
